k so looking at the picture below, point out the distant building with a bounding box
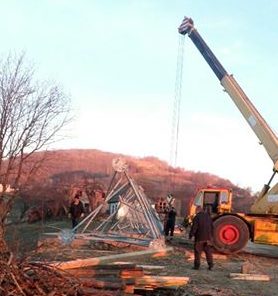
[107,194,120,214]
[106,186,129,215]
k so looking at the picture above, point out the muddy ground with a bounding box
[6,221,278,296]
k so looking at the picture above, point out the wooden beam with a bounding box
[72,263,137,270]
[229,273,270,281]
[120,268,144,279]
[51,247,173,270]
[135,275,190,287]
[82,278,125,290]
[113,262,165,270]
[240,262,253,274]
[67,269,121,277]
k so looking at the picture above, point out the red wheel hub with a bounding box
[219,224,240,245]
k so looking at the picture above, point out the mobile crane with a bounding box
[178,17,278,254]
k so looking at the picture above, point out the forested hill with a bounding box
[23,149,256,215]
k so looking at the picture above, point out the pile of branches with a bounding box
[0,253,83,296]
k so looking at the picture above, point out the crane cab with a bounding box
[189,188,232,219]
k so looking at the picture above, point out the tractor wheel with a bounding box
[213,215,249,254]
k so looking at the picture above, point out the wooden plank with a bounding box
[240,262,253,274]
[135,275,190,287]
[81,263,137,270]
[113,262,165,270]
[81,287,118,296]
[121,266,143,272]
[122,278,136,285]
[138,265,165,270]
[229,273,270,281]
[120,269,144,279]
[51,247,173,270]
[67,269,121,277]
[81,278,125,290]
[124,284,135,294]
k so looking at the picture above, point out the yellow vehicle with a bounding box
[178,17,278,254]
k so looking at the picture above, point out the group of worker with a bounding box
[69,192,214,271]
[164,204,214,271]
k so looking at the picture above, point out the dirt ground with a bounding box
[103,234,277,296]
[5,221,278,296]
[146,238,278,296]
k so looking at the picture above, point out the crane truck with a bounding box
[178,17,278,254]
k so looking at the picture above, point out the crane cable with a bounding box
[169,34,185,168]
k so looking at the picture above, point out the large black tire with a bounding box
[213,215,249,254]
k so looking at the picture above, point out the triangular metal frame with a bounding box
[73,158,165,248]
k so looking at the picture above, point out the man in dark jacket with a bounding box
[189,205,214,270]
[69,194,85,229]
[164,206,177,240]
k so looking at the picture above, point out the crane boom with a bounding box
[178,17,278,172]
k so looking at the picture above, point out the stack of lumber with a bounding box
[67,263,141,294]
[67,263,190,294]
[50,247,189,294]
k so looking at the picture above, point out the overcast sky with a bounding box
[1,0,278,192]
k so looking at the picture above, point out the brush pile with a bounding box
[0,253,83,296]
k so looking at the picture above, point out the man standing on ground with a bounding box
[189,205,214,270]
[164,206,177,240]
[69,193,85,229]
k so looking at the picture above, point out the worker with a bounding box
[69,193,85,229]
[189,205,214,270]
[164,206,177,240]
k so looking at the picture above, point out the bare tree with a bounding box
[0,53,72,253]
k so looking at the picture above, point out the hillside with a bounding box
[18,149,256,216]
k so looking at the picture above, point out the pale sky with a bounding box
[1,1,278,192]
